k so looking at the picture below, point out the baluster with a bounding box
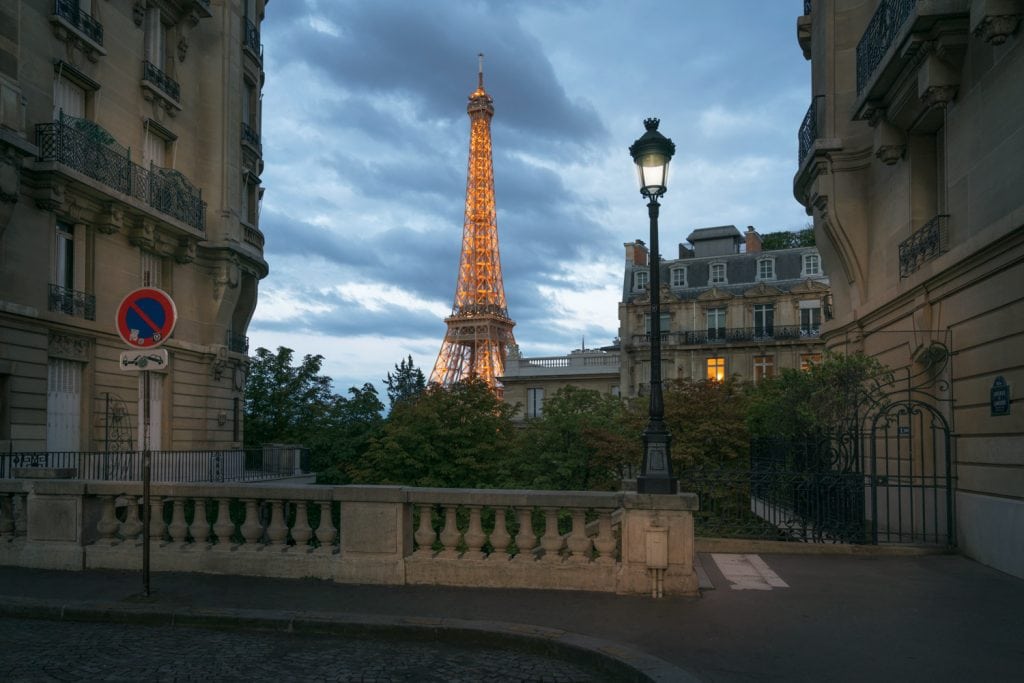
[95,495,119,545]
[121,497,143,540]
[190,498,211,546]
[149,496,166,544]
[438,504,461,558]
[239,499,263,548]
[488,507,510,559]
[463,505,486,560]
[0,494,14,538]
[413,504,436,556]
[167,498,188,543]
[539,507,564,562]
[212,498,235,548]
[566,508,591,562]
[593,511,617,564]
[265,500,288,547]
[513,507,536,561]
[291,501,312,550]
[314,501,337,550]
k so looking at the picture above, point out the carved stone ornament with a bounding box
[133,2,146,26]
[97,202,124,235]
[920,84,959,109]
[973,14,1021,45]
[48,332,91,362]
[177,36,189,62]
[0,153,19,204]
[174,237,196,264]
[875,144,906,165]
[129,219,156,249]
[34,180,66,212]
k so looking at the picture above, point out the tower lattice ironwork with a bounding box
[430,55,515,395]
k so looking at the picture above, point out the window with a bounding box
[634,270,649,290]
[670,267,687,288]
[709,262,727,285]
[54,221,75,290]
[0,374,11,441]
[53,76,85,120]
[144,129,166,168]
[242,174,260,225]
[141,251,162,287]
[801,353,823,371]
[753,304,774,338]
[757,258,775,281]
[753,355,775,383]
[610,385,620,398]
[706,357,725,382]
[707,307,726,340]
[526,387,544,419]
[644,313,671,337]
[802,253,821,277]
[144,7,167,69]
[47,359,82,451]
[137,373,163,450]
[800,302,821,336]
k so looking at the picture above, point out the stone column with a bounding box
[616,492,699,597]
[335,487,410,585]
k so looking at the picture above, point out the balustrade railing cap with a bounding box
[621,491,699,511]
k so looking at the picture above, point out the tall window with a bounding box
[644,313,671,337]
[709,262,726,285]
[801,353,823,371]
[634,270,649,290]
[753,304,774,338]
[144,7,167,69]
[670,267,687,288]
[53,76,85,120]
[706,357,725,382]
[144,128,167,168]
[757,258,775,281]
[707,307,726,340]
[54,221,75,289]
[526,387,544,419]
[141,251,162,288]
[241,175,260,225]
[800,302,821,336]
[753,355,775,383]
[802,253,821,277]
[47,359,82,451]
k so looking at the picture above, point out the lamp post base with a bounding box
[637,427,678,494]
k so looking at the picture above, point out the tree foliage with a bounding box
[645,378,750,470]
[761,227,815,250]
[384,355,426,410]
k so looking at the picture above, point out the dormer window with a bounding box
[670,266,687,288]
[634,269,649,290]
[709,262,727,285]
[756,257,775,281]
[802,253,821,277]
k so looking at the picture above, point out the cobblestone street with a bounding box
[0,617,600,682]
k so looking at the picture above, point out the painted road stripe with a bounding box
[711,554,789,591]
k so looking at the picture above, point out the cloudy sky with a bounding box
[249,0,811,395]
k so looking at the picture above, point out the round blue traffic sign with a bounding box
[116,288,178,349]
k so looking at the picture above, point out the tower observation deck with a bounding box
[430,55,516,395]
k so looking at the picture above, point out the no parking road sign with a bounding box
[116,287,177,349]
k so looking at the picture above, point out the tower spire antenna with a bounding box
[478,52,484,89]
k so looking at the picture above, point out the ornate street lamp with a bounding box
[629,118,678,494]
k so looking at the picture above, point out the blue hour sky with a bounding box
[249,0,811,395]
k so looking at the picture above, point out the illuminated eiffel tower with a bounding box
[430,55,516,396]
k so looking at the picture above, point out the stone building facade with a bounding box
[500,347,620,420]
[0,0,268,452]
[794,0,1023,576]
[618,226,830,397]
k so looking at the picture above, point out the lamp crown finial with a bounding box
[643,118,660,131]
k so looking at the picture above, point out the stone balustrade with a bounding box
[0,479,699,597]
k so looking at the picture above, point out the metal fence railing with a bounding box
[0,447,309,483]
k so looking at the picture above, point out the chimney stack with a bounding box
[745,226,762,253]
[625,239,648,266]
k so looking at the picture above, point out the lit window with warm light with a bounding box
[706,357,725,381]
[801,353,823,371]
[753,355,775,383]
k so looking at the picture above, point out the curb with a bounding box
[695,537,955,556]
[0,596,699,683]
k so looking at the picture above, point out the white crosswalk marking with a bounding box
[711,554,789,591]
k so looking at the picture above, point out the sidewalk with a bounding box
[1,552,1022,681]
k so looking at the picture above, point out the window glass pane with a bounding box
[635,271,648,289]
[706,358,725,381]
[53,77,85,119]
[671,268,686,287]
[55,222,74,288]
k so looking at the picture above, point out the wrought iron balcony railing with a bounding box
[49,283,96,321]
[899,214,948,278]
[856,0,916,95]
[632,325,821,347]
[54,0,104,45]
[243,16,261,57]
[804,0,812,15]
[227,331,250,354]
[36,114,206,232]
[143,60,181,103]
[798,97,819,166]
[240,122,261,150]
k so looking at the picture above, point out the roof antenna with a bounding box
[478,52,484,89]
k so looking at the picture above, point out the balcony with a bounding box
[899,214,948,278]
[243,16,262,61]
[227,331,250,355]
[798,97,819,167]
[36,114,206,233]
[51,0,104,53]
[48,284,96,321]
[632,325,821,347]
[142,61,181,109]
[856,0,916,96]
[240,122,261,150]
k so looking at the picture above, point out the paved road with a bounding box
[0,617,601,683]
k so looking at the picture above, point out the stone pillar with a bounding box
[616,492,699,597]
[334,487,410,585]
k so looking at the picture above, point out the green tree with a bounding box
[646,378,750,470]
[352,378,517,488]
[244,346,335,448]
[384,355,426,410]
[516,386,637,491]
[761,227,815,250]
[312,382,385,484]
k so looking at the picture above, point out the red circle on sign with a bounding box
[116,288,178,349]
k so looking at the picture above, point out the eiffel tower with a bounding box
[430,55,516,396]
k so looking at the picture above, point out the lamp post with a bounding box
[629,118,678,494]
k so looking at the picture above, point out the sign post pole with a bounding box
[114,287,177,598]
